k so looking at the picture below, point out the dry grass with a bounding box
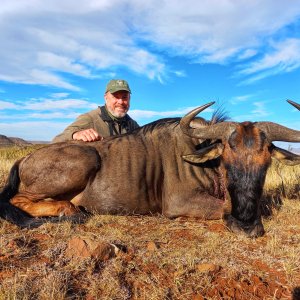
[0,145,299,299]
[0,145,44,186]
[265,159,300,199]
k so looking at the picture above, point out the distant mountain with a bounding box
[28,140,50,144]
[0,134,32,147]
[290,147,300,154]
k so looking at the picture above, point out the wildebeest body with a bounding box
[16,120,224,219]
[1,101,299,237]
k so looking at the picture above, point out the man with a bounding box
[52,79,139,143]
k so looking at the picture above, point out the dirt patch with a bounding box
[0,211,300,299]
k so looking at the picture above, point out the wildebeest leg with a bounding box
[8,143,101,218]
[10,193,80,217]
[164,192,227,220]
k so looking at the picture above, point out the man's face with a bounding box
[104,90,130,118]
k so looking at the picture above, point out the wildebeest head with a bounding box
[180,100,300,237]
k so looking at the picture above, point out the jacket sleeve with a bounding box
[52,113,94,143]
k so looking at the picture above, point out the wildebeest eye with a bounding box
[228,131,237,150]
[258,131,267,151]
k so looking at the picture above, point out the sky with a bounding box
[0,0,300,149]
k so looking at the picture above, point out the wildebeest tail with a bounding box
[0,159,28,226]
[0,159,21,203]
[0,159,34,228]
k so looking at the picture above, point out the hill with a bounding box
[290,147,300,154]
[0,134,31,147]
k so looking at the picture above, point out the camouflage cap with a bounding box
[105,79,131,94]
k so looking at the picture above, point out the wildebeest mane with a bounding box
[139,118,181,135]
[135,107,230,136]
[210,106,230,124]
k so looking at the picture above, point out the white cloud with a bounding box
[130,1,300,61]
[50,93,70,99]
[173,70,186,77]
[0,69,81,91]
[230,94,254,105]
[0,101,18,109]
[232,101,272,121]
[0,111,80,120]
[37,52,92,77]
[0,121,69,141]
[1,0,300,89]
[237,49,258,60]
[31,70,82,91]
[251,102,270,117]
[24,99,97,110]
[0,2,166,89]
[130,106,213,120]
[239,38,300,83]
[0,98,97,111]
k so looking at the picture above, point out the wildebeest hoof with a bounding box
[246,223,265,238]
[224,215,265,238]
[57,203,80,217]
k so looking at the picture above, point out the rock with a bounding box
[207,223,226,233]
[192,294,204,300]
[65,237,119,261]
[146,241,159,252]
[196,263,221,274]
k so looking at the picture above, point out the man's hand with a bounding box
[72,129,103,142]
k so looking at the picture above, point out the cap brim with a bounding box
[108,88,131,94]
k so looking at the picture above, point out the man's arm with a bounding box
[72,128,102,142]
[52,113,101,143]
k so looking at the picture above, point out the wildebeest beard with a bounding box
[225,162,269,226]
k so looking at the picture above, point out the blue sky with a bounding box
[0,0,300,146]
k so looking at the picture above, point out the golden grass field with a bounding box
[0,145,299,300]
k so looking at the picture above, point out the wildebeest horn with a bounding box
[180,102,236,140]
[287,99,300,110]
[255,100,300,142]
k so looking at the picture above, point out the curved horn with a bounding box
[255,122,300,142]
[255,100,300,142]
[287,99,300,110]
[180,102,236,140]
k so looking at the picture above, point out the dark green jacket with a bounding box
[52,106,139,143]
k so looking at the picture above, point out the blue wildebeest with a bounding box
[0,101,299,237]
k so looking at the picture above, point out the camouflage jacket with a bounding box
[52,106,139,143]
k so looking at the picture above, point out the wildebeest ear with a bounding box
[271,146,300,166]
[182,143,224,163]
